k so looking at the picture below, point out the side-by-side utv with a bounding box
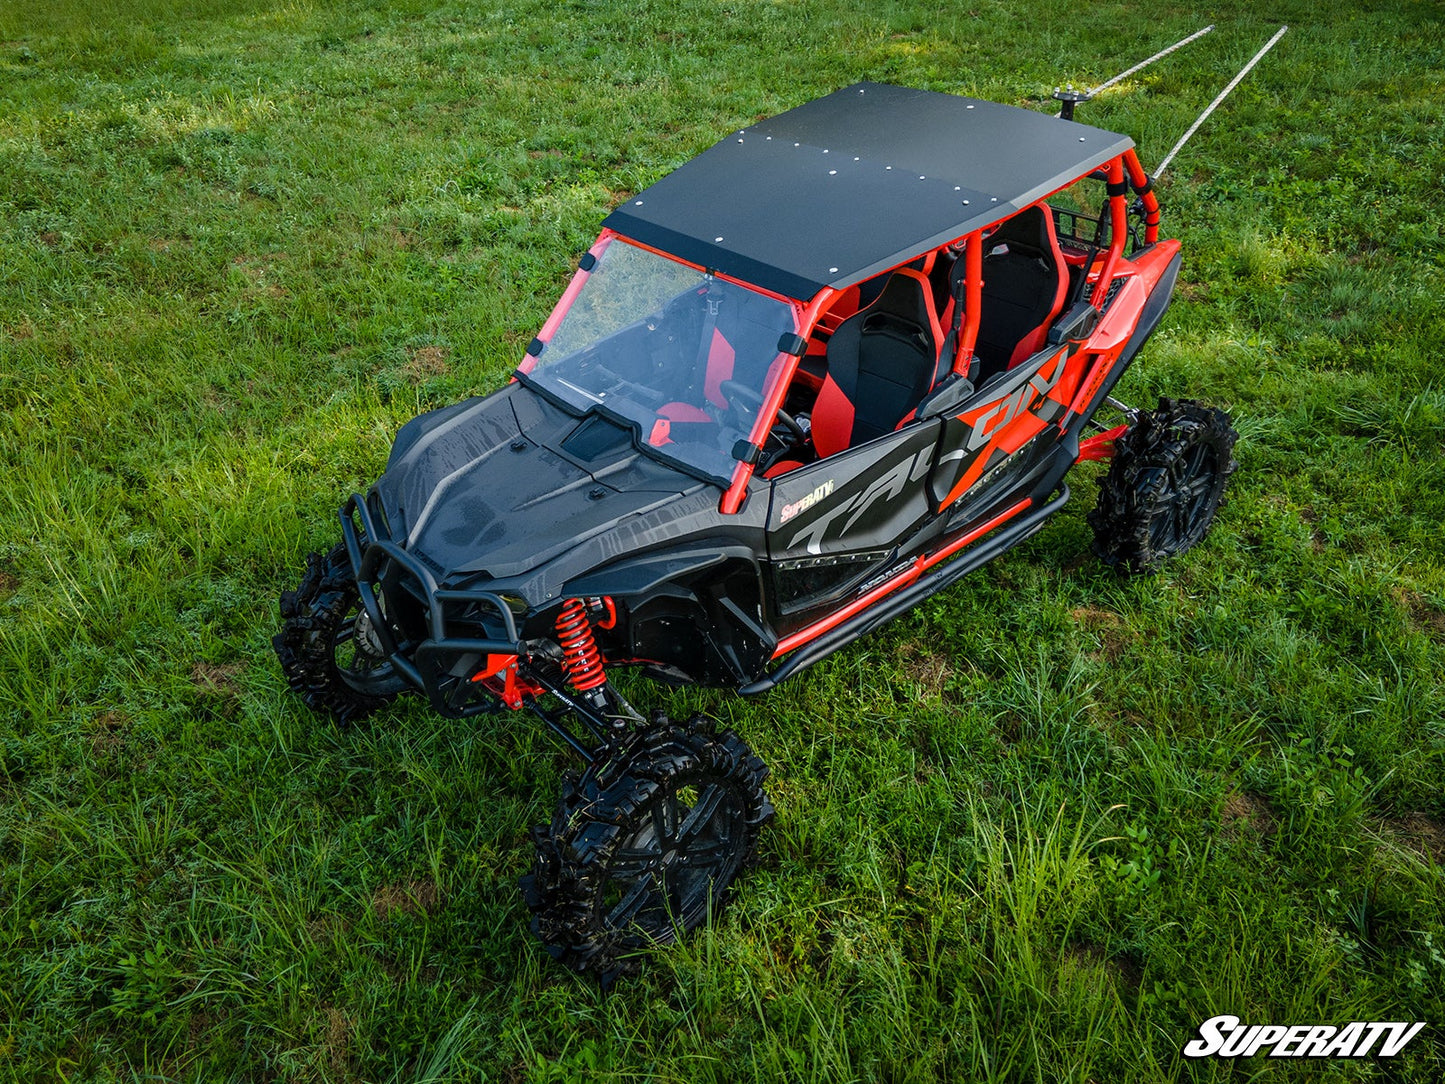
[276,82,1236,979]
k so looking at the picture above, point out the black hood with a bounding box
[372,384,704,581]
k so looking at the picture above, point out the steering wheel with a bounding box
[718,379,807,445]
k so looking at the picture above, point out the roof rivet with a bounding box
[954,186,961,191]
[829,266,839,273]
[886,165,892,170]
[829,170,837,175]
[635,200,643,205]
[1079,137,1087,142]
[990,197,998,202]
[919,175,926,180]
[823,149,829,154]
[962,199,970,205]
[853,156,860,161]
[966,104,975,110]
[794,142,800,147]
[715,236,724,242]
[766,136,772,140]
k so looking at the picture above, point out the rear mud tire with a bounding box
[1088,398,1238,574]
[521,715,773,984]
[273,543,406,724]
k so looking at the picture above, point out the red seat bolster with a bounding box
[763,459,806,478]
[659,402,711,422]
[809,377,855,460]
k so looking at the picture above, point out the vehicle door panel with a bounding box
[928,343,1081,514]
[765,421,940,624]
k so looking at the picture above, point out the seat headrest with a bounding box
[868,268,933,326]
[986,205,1054,259]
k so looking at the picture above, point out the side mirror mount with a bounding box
[917,372,976,419]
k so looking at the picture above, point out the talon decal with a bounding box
[785,446,932,554]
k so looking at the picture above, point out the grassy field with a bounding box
[2,0,1443,1079]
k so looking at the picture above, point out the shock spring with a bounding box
[554,598,607,692]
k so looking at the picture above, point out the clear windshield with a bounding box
[520,238,799,485]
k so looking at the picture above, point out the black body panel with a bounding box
[765,422,939,630]
[373,385,706,584]
[355,382,779,693]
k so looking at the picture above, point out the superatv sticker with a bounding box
[1183,1017,1426,1059]
[779,480,835,524]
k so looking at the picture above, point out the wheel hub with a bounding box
[353,609,387,660]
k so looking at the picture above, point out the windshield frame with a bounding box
[516,231,807,489]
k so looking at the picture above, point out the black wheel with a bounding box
[521,715,773,982]
[1088,398,1238,574]
[273,542,407,723]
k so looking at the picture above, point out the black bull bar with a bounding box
[339,493,525,715]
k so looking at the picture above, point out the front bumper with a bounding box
[340,492,527,716]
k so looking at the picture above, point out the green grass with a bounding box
[2,0,1444,1079]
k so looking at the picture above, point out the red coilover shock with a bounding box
[554,598,607,692]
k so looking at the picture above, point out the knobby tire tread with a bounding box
[1088,397,1238,574]
[273,543,400,725]
[521,714,773,984]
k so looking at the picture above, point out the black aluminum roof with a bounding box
[603,82,1134,301]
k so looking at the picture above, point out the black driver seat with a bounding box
[808,267,945,458]
[970,204,1069,379]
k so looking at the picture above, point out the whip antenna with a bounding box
[1154,25,1289,180]
[1054,24,1214,120]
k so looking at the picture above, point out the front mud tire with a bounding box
[521,715,773,984]
[1088,398,1238,574]
[273,543,407,724]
